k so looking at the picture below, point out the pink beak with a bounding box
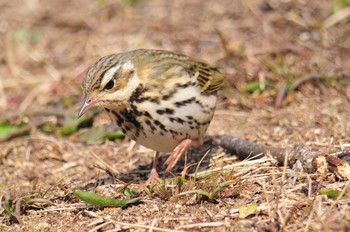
[78,99,94,118]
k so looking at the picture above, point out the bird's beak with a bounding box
[78,99,94,118]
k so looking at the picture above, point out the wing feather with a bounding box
[133,49,225,94]
[185,61,225,94]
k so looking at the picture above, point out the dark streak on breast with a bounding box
[176,82,192,89]
[174,97,196,107]
[106,106,143,140]
[129,84,146,103]
[120,109,142,138]
[162,88,177,101]
[153,120,167,132]
[129,84,160,104]
[175,117,185,124]
[145,119,156,133]
[156,108,175,115]
[108,109,124,126]
[142,111,152,118]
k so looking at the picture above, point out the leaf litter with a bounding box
[0,0,350,231]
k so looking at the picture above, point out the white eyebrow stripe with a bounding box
[101,65,121,88]
[100,61,135,88]
[121,61,135,70]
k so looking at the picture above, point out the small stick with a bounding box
[275,81,287,108]
[219,135,310,167]
[291,73,319,91]
[0,121,45,143]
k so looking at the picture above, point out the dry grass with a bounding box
[1,0,350,231]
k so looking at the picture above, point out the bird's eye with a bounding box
[104,80,114,90]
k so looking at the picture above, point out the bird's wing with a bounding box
[184,60,225,94]
[134,49,225,95]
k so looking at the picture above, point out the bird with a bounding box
[78,49,225,183]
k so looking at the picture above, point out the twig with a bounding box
[215,28,231,57]
[179,221,225,229]
[191,157,272,178]
[5,32,21,80]
[89,221,113,232]
[1,110,65,121]
[275,81,287,108]
[291,73,320,91]
[219,135,314,169]
[106,219,183,232]
[13,198,23,224]
[219,135,278,160]
[18,83,51,120]
[323,6,350,29]
[0,121,46,143]
[90,151,120,176]
[0,76,6,109]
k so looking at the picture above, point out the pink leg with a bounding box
[145,152,160,185]
[165,139,192,172]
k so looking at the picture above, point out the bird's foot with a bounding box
[145,152,160,185]
[165,139,192,172]
[145,168,160,185]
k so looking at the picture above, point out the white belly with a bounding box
[106,84,217,152]
[133,94,217,152]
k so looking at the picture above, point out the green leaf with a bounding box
[241,81,268,93]
[74,189,141,207]
[40,122,56,134]
[103,131,125,140]
[0,123,18,137]
[13,28,42,42]
[117,0,141,7]
[78,127,105,142]
[56,110,96,137]
[331,0,350,13]
[319,189,341,199]
[0,123,25,138]
[2,201,14,216]
[60,96,75,108]
[238,203,257,218]
[2,200,22,223]
[95,0,107,7]
[56,115,80,137]
[78,127,124,142]
[123,187,136,196]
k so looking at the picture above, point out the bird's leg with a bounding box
[145,152,160,185]
[165,139,192,172]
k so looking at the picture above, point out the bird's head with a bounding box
[78,54,139,118]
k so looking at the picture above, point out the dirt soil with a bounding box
[0,0,350,231]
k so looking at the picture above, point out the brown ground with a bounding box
[1,0,350,231]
